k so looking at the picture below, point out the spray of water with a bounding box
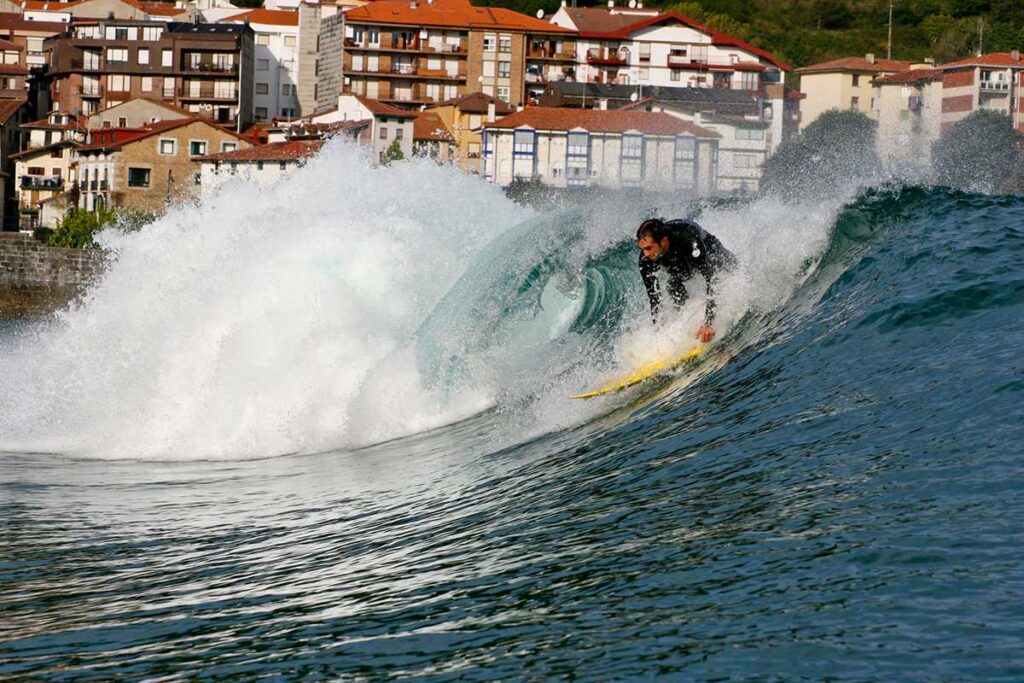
[0,140,851,460]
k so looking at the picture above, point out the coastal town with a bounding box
[0,0,1019,229]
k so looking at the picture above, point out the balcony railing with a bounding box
[391,64,416,75]
[20,175,63,191]
[181,63,238,75]
[79,85,102,97]
[586,50,627,66]
[345,38,467,54]
[178,87,237,101]
[980,80,1010,92]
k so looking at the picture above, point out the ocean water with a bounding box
[1,144,1022,680]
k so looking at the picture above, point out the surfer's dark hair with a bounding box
[637,218,667,241]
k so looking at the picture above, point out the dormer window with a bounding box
[49,113,67,125]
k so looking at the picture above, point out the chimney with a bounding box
[409,0,416,8]
[865,53,875,64]
[561,0,566,6]
[607,0,613,7]
[636,0,642,6]
[924,57,935,65]
[1013,49,1021,62]
[487,101,495,123]
[599,97,607,110]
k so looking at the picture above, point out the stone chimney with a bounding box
[487,101,496,123]
[865,53,875,64]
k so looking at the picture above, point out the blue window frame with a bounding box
[565,130,589,187]
[620,133,643,187]
[512,128,536,179]
[482,129,493,179]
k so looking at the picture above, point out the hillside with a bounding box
[481,0,1024,72]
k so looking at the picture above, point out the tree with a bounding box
[932,110,1023,194]
[761,110,879,200]
[379,138,405,165]
[48,208,116,249]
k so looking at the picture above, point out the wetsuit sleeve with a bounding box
[696,234,736,326]
[639,255,661,322]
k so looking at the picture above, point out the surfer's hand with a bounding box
[697,325,715,343]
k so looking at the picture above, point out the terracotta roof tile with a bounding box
[354,95,418,117]
[940,52,1024,69]
[346,0,574,33]
[0,97,25,124]
[222,9,299,26]
[874,67,943,84]
[414,111,453,140]
[483,106,720,137]
[440,91,513,114]
[199,139,323,162]
[797,56,912,74]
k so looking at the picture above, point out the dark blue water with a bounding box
[2,186,1023,680]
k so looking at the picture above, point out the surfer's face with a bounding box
[637,236,670,261]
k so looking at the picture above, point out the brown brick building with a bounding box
[42,19,254,129]
[74,116,249,214]
[341,0,576,109]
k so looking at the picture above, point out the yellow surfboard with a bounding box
[570,346,705,399]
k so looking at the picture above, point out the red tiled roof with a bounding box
[483,106,720,137]
[345,0,573,33]
[414,111,453,141]
[796,56,912,74]
[127,0,187,16]
[354,95,418,117]
[940,52,1024,69]
[561,7,658,35]
[22,112,79,129]
[10,138,79,160]
[440,91,513,114]
[0,97,25,124]
[222,9,299,26]
[19,0,84,10]
[77,117,242,152]
[0,13,67,33]
[562,10,788,71]
[198,139,324,162]
[874,67,943,84]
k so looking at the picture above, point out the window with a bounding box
[483,61,495,77]
[638,67,649,81]
[396,128,403,140]
[128,167,150,187]
[639,43,651,62]
[256,82,269,94]
[735,128,764,141]
[281,108,295,117]
[368,28,380,45]
[108,74,130,92]
[513,129,534,157]
[284,35,296,47]
[620,133,644,187]
[143,27,161,41]
[214,81,235,99]
[50,149,62,158]
[138,48,149,65]
[499,36,512,53]
[498,61,510,78]
[83,49,101,70]
[740,71,758,90]
[221,141,237,152]
[106,48,128,64]
[735,153,760,169]
[117,117,127,127]
[379,126,388,139]
[469,114,482,129]
[189,140,207,156]
[110,27,128,40]
[256,33,270,46]
[497,86,510,101]
[483,34,496,52]
[850,96,860,110]
[256,59,269,71]
[159,139,176,155]
[162,77,175,98]
[671,70,681,82]
[566,130,589,186]
[162,49,173,67]
[27,166,44,175]
[674,135,695,189]
[256,160,264,170]
[255,107,268,121]
[852,74,860,87]
[282,83,293,96]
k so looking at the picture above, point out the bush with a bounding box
[761,110,879,200]
[47,207,157,249]
[932,110,1023,194]
[379,138,405,165]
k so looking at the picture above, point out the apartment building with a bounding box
[277,94,417,160]
[796,54,913,129]
[221,9,299,122]
[0,37,25,99]
[481,106,720,192]
[872,67,943,170]
[939,51,1024,133]
[341,0,575,109]
[74,115,248,213]
[0,14,68,71]
[42,19,254,128]
[548,4,787,94]
[425,91,510,174]
[12,108,85,228]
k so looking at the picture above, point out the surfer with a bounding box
[636,218,736,343]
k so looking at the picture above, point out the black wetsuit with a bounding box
[639,219,736,324]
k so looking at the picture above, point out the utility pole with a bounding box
[978,17,984,56]
[887,0,893,60]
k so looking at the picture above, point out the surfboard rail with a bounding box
[570,346,704,399]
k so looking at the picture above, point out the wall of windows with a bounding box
[620,133,643,187]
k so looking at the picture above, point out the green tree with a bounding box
[761,110,879,200]
[49,208,116,249]
[379,138,406,166]
[932,110,1023,193]
[813,0,854,30]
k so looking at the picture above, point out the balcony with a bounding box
[391,63,416,75]
[586,50,627,66]
[980,79,1010,92]
[181,62,238,75]
[178,87,237,101]
[527,48,574,61]
[20,175,63,191]
[79,85,103,97]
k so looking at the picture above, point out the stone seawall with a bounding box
[0,233,107,317]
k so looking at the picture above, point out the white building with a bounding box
[872,67,943,172]
[549,5,787,92]
[220,9,301,121]
[482,106,720,192]
[276,94,415,160]
[199,139,324,193]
